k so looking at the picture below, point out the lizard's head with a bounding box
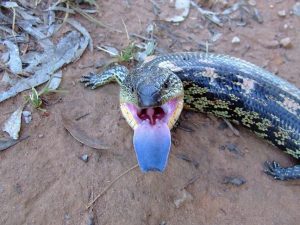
[120,67,184,172]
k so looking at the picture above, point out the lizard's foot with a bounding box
[264,161,300,180]
[80,65,129,89]
[80,72,102,89]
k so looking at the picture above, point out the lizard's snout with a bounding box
[138,85,161,108]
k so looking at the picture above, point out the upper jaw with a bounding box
[120,96,184,129]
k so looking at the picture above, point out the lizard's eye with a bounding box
[164,83,169,89]
[131,87,134,93]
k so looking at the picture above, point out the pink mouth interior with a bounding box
[138,107,165,125]
[126,98,179,126]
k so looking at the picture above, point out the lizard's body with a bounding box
[81,52,300,180]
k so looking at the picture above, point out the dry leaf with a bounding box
[62,114,109,150]
[48,71,62,90]
[0,135,30,151]
[165,0,191,23]
[2,106,23,139]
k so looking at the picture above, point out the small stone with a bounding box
[38,134,44,138]
[283,24,289,29]
[174,189,193,208]
[263,40,279,49]
[223,176,246,186]
[146,24,154,34]
[277,10,286,17]
[80,154,89,162]
[22,111,32,124]
[22,111,31,116]
[269,4,274,9]
[231,36,240,44]
[293,2,300,16]
[283,23,293,29]
[280,37,292,48]
[226,143,240,154]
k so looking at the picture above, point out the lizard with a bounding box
[80,52,300,180]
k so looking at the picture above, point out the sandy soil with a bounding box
[1,1,300,225]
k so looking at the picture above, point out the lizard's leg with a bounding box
[264,161,300,180]
[80,65,129,89]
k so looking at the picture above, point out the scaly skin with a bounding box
[81,52,300,180]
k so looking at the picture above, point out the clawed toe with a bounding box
[84,82,92,87]
[80,72,101,89]
[264,161,278,176]
[80,77,90,82]
[263,161,290,181]
[80,73,93,82]
[264,161,280,172]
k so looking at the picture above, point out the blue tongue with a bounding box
[133,121,171,172]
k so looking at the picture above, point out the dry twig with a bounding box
[86,164,138,209]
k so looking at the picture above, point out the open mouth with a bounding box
[137,107,165,125]
[120,97,184,172]
[121,97,183,129]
